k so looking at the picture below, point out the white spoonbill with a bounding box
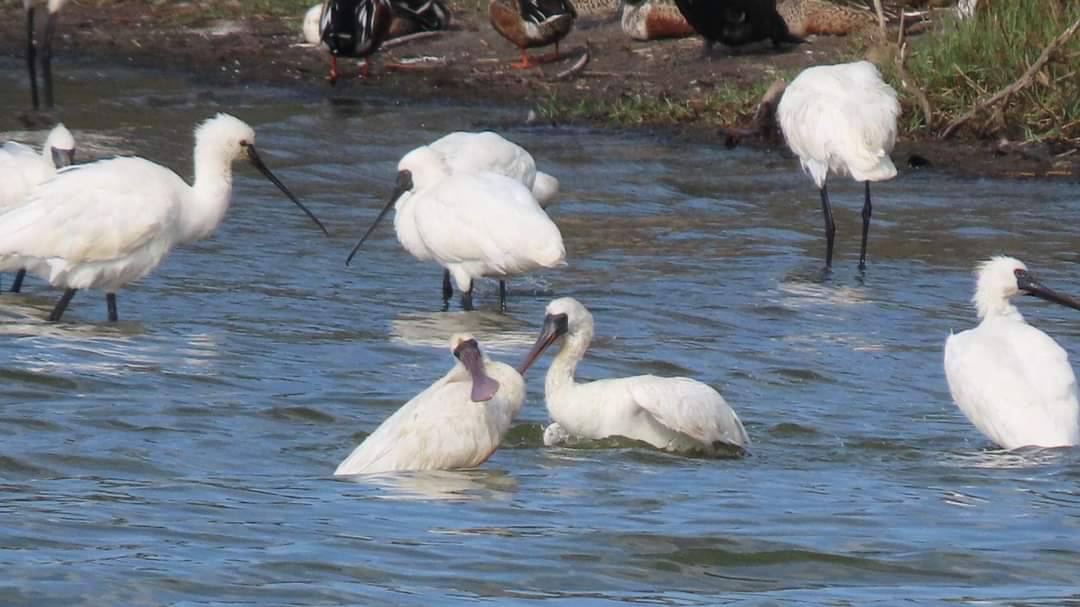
[518,297,750,455]
[1,123,75,293]
[22,0,69,110]
[414,130,560,302]
[303,3,324,45]
[0,113,328,323]
[345,145,565,311]
[334,333,525,475]
[944,256,1080,450]
[777,60,899,270]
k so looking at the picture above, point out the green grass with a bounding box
[536,78,787,129]
[901,0,1079,142]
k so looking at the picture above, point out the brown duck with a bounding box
[489,0,578,69]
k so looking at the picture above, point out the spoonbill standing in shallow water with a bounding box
[777,60,899,270]
[0,114,328,323]
[944,257,1080,450]
[22,0,68,110]
[0,123,75,293]
[414,131,560,301]
[346,145,565,311]
[334,333,525,475]
[518,297,750,455]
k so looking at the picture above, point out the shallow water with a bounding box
[2,61,1079,606]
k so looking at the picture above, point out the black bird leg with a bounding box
[48,288,77,322]
[461,285,474,312]
[106,293,118,322]
[859,181,872,271]
[41,9,58,108]
[499,280,507,312]
[819,183,836,269]
[10,269,26,293]
[442,269,453,302]
[26,6,39,110]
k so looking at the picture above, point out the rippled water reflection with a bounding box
[2,60,1079,605]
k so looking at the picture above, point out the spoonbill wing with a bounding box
[0,143,43,208]
[0,157,180,266]
[429,132,538,188]
[413,172,565,273]
[335,373,507,474]
[944,322,1079,448]
[629,376,750,448]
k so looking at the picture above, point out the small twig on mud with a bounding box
[941,17,1080,139]
[549,46,590,82]
[380,31,445,50]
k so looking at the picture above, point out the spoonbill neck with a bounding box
[545,329,592,396]
[973,286,1023,322]
[185,142,236,243]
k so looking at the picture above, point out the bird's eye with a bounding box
[239,139,249,147]
[1014,269,1028,279]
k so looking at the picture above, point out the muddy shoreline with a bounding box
[2,1,1076,179]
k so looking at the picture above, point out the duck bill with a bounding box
[1020,276,1080,311]
[345,170,413,266]
[247,145,329,236]
[51,147,74,169]
[455,340,500,402]
[517,314,567,376]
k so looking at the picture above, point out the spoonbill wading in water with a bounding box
[0,123,75,293]
[334,333,525,475]
[410,131,560,302]
[0,114,328,323]
[22,0,68,110]
[346,145,565,311]
[518,297,750,455]
[944,257,1080,450]
[777,60,899,270]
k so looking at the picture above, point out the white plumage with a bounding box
[427,131,560,207]
[347,143,565,310]
[0,123,75,293]
[518,297,750,454]
[0,123,75,211]
[302,3,324,45]
[944,256,1080,450]
[777,60,900,269]
[0,113,326,322]
[334,333,525,475]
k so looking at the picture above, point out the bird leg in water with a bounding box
[499,280,507,312]
[10,269,26,293]
[26,7,39,110]
[819,184,836,269]
[106,293,118,322]
[442,270,453,302]
[859,181,872,270]
[42,9,58,108]
[461,286,475,311]
[48,288,77,322]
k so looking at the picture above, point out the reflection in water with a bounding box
[338,468,519,501]
[388,311,537,354]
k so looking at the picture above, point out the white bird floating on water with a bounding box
[0,123,75,293]
[518,297,750,455]
[777,60,900,270]
[334,333,525,475]
[944,256,1080,450]
[346,142,565,311]
[0,113,328,323]
[22,0,69,110]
